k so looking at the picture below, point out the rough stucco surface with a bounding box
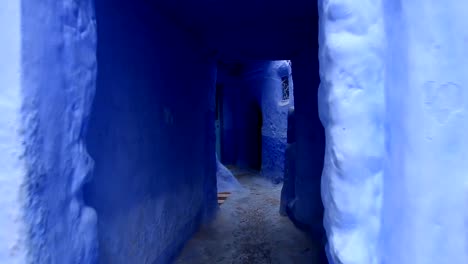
[317,1,468,263]
[83,1,217,263]
[382,1,468,263]
[318,0,385,263]
[21,0,99,263]
[0,1,27,263]
[257,61,293,182]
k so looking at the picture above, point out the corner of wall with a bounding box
[20,0,99,262]
[0,1,28,263]
[318,0,385,263]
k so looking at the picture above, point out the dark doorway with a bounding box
[249,101,263,171]
[215,84,224,159]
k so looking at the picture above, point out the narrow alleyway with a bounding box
[175,168,319,264]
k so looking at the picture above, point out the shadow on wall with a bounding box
[281,52,326,261]
[249,100,263,171]
[82,0,217,263]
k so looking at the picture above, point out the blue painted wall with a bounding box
[9,1,468,263]
[318,0,385,262]
[20,0,99,263]
[0,1,26,263]
[256,61,293,182]
[288,49,325,241]
[12,1,319,263]
[83,0,217,263]
[381,1,468,263]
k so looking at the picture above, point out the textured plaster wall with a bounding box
[20,0,99,263]
[0,1,26,263]
[255,61,293,182]
[83,0,217,263]
[318,0,385,263]
[317,1,468,263]
[382,1,468,263]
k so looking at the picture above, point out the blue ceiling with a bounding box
[151,0,318,60]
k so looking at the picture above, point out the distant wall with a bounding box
[258,61,293,182]
[218,64,262,169]
[218,61,292,181]
[83,0,217,263]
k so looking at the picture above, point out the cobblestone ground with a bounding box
[175,169,320,264]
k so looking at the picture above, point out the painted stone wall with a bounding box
[257,61,294,182]
[83,0,218,263]
[318,0,385,263]
[0,1,26,263]
[20,0,99,263]
[382,1,468,263]
[318,1,468,264]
